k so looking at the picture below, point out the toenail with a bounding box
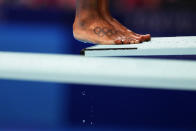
[135,40,140,44]
[130,41,135,44]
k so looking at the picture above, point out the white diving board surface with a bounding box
[82,36,196,57]
[0,51,196,91]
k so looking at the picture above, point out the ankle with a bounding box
[73,18,90,30]
[74,13,100,28]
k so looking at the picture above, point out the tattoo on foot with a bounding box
[93,26,118,37]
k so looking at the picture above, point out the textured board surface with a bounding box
[82,36,196,57]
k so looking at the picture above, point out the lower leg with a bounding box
[75,0,99,26]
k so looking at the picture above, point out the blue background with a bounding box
[0,7,196,130]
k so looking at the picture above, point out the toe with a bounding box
[130,40,135,44]
[122,38,130,44]
[142,34,151,41]
[127,34,142,43]
[146,34,151,41]
[127,30,151,42]
[132,35,143,43]
[115,39,123,45]
[128,38,135,44]
[137,36,143,43]
[134,40,140,44]
[128,37,138,44]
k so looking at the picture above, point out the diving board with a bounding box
[82,36,196,57]
[0,51,196,91]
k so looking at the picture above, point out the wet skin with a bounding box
[73,0,151,45]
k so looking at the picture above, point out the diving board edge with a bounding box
[1,51,196,91]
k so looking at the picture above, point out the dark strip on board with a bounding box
[80,48,138,55]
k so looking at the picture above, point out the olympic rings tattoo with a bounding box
[93,27,118,37]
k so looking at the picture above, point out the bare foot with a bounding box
[74,0,142,45]
[73,15,140,45]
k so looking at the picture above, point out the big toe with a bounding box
[142,34,151,41]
